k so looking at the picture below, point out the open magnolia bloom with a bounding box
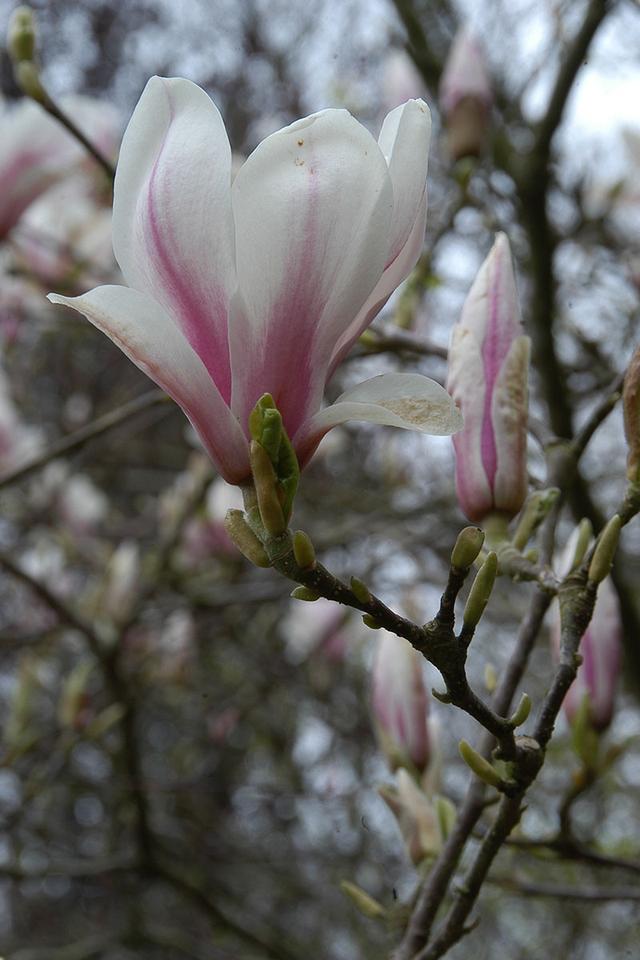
[49,77,461,484]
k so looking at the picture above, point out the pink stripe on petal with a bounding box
[480,242,513,488]
[142,129,232,403]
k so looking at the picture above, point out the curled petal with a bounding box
[47,286,249,483]
[378,99,431,264]
[296,372,462,466]
[112,76,236,401]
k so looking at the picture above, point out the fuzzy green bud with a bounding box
[350,577,371,604]
[567,518,593,572]
[458,739,502,788]
[512,488,561,551]
[8,6,36,64]
[290,585,321,602]
[292,530,316,570]
[463,551,497,630]
[450,526,485,571]
[588,515,622,584]
[224,510,270,567]
[340,881,386,920]
[250,440,286,536]
[509,692,532,728]
[362,613,382,630]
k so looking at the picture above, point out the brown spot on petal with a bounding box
[294,157,305,166]
[297,138,304,146]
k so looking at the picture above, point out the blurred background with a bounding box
[0,0,640,957]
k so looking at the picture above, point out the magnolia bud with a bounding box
[451,526,485,571]
[447,234,530,523]
[623,345,640,481]
[588,515,622,584]
[8,6,36,65]
[223,510,270,567]
[371,630,431,774]
[462,551,497,631]
[439,25,492,160]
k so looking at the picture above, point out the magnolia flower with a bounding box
[551,528,622,732]
[49,77,461,484]
[383,50,426,113]
[371,629,431,773]
[0,97,117,240]
[439,25,492,160]
[447,233,530,523]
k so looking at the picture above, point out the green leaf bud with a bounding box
[458,739,503,788]
[463,551,497,630]
[223,509,270,567]
[588,515,622,584]
[450,526,485,571]
[293,530,316,570]
[291,586,321,602]
[350,576,371,604]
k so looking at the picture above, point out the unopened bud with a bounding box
[363,613,382,630]
[623,346,640,481]
[293,530,316,569]
[463,551,497,630]
[567,519,593,573]
[250,440,286,535]
[290,585,321,602]
[509,692,531,728]
[458,739,502,788]
[512,488,560,551]
[350,576,371,605]
[223,509,270,567]
[588,515,622,584]
[340,881,386,920]
[8,6,36,64]
[451,526,485,571]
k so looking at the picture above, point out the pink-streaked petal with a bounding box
[112,76,236,402]
[230,108,394,439]
[378,99,431,265]
[296,372,462,468]
[447,325,493,521]
[47,286,249,483]
[327,194,427,376]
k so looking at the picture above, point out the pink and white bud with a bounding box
[551,529,623,732]
[371,630,431,773]
[447,233,530,523]
[282,597,351,663]
[439,26,492,160]
[49,77,461,484]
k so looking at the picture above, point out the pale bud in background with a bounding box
[102,541,140,625]
[447,233,529,523]
[382,49,426,112]
[371,629,431,774]
[439,25,492,160]
[282,597,351,663]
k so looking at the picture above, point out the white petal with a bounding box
[230,108,394,439]
[327,194,427,375]
[378,99,431,264]
[112,76,236,402]
[295,372,462,466]
[47,286,249,483]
